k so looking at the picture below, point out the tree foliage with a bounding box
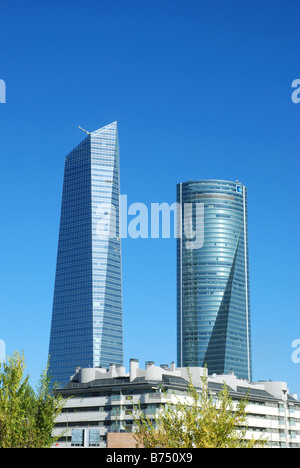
[132,372,267,448]
[0,351,65,448]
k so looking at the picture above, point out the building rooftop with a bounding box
[61,359,299,405]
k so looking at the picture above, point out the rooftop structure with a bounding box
[53,359,299,448]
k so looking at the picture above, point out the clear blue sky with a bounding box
[0,0,299,395]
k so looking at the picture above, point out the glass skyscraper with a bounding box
[177,180,252,380]
[49,122,123,387]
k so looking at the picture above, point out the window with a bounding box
[89,429,100,447]
[71,428,84,447]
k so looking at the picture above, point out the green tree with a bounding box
[0,351,65,448]
[132,372,267,448]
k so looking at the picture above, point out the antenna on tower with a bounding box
[78,126,91,135]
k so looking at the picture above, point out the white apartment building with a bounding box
[53,359,300,448]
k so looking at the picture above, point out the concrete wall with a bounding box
[107,433,143,448]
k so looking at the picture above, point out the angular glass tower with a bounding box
[49,122,123,387]
[177,180,252,381]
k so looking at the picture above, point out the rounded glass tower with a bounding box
[177,180,252,380]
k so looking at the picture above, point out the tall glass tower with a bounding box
[177,180,252,381]
[49,122,123,387]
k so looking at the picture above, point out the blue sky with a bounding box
[0,0,299,395]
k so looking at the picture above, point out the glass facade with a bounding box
[177,180,252,380]
[49,122,123,387]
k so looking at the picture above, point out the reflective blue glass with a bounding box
[177,180,252,380]
[49,122,123,387]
